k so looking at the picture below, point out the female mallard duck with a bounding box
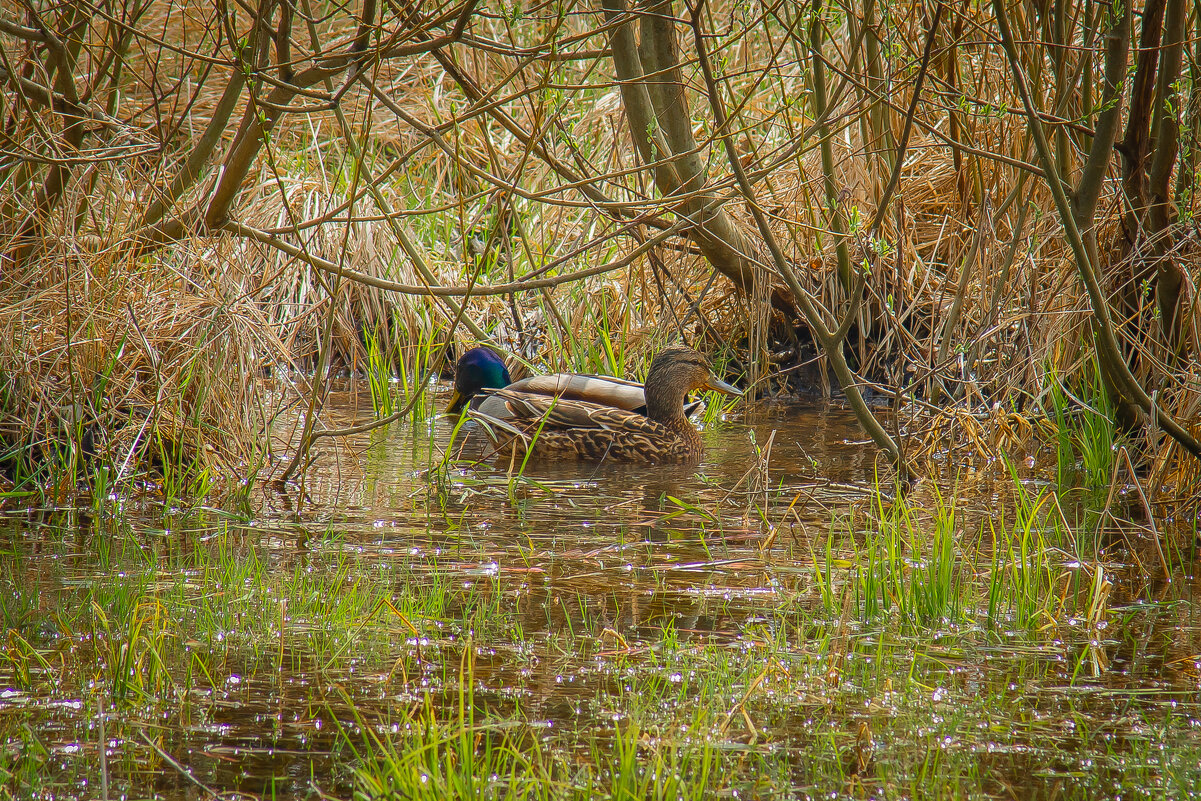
[461,345,740,464]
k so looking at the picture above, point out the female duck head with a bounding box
[643,345,741,423]
[446,347,511,414]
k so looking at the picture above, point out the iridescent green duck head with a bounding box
[446,347,512,414]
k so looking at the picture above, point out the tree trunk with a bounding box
[601,0,795,316]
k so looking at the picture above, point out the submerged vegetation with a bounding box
[2,0,1201,796]
[1,410,1198,798]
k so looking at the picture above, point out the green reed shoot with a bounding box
[343,645,550,801]
[1046,362,1118,503]
[365,327,395,417]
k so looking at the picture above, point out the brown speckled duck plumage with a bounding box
[467,345,740,464]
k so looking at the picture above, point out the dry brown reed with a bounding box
[1,0,1198,499]
[0,237,284,491]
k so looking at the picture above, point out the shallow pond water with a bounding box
[2,382,1199,799]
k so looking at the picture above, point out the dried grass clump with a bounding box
[0,242,284,492]
[4,0,1201,500]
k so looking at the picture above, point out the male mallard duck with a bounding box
[445,347,513,414]
[465,345,741,463]
[446,346,678,418]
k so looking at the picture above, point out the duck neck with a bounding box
[645,377,689,428]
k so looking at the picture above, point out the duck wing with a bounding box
[474,374,703,419]
[505,373,647,411]
[473,389,671,436]
[466,389,700,463]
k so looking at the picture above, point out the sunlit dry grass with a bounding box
[0,244,286,496]
[2,0,1200,497]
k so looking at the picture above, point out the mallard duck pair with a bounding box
[446,345,740,463]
